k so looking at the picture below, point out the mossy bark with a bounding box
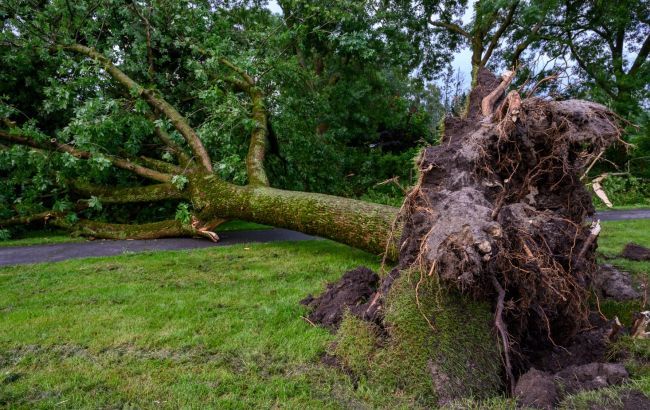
[188,175,399,257]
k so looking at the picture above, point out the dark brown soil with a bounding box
[515,362,629,409]
[622,243,650,261]
[300,266,379,330]
[531,326,611,374]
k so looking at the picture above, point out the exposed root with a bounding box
[492,275,515,395]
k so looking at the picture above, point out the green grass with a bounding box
[0,240,418,409]
[0,230,86,247]
[1,219,649,408]
[599,219,650,283]
[0,220,271,248]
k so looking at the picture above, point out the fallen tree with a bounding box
[0,38,631,407]
[303,69,624,406]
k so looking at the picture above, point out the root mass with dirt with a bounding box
[302,69,640,406]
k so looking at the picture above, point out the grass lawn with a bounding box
[0,240,393,409]
[0,220,649,408]
[0,220,270,248]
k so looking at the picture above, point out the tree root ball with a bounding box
[302,69,623,405]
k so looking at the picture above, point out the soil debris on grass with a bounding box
[300,266,379,330]
[515,363,629,409]
[593,264,642,301]
[622,243,650,261]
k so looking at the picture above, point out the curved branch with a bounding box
[481,70,516,116]
[221,61,269,187]
[429,19,471,39]
[144,111,193,166]
[69,181,186,203]
[0,130,173,182]
[62,44,213,173]
[480,1,519,67]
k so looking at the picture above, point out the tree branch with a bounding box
[429,19,471,39]
[138,155,183,175]
[143,111,193,166]
[69,181,186,203]
[630,33,650,77]
[565,35,617,98]
[220,60,270,186]
[0,129,173,182]
[129,0,155,77]
[480,1,519,67]
[62,44,213,172]
[0,211,60,227]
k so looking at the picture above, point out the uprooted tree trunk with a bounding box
[303,69,621,406]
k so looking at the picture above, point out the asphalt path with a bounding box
[595,208,650,221]
[0,229,317,267]
[0,208,648,266]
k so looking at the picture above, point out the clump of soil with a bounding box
[593,264,642,301]
[622,243,650,261]
[515,363,633,409]
[303,69,627,406]
[300,266,378,330]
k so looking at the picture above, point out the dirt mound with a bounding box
[593,264,641,301]
[300,266,378,330]
[622,243,650,261]
[514,368,557,409]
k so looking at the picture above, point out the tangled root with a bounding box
[396,69,621,376]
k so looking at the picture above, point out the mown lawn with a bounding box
[0,220,649,409]
[0,240,387,409]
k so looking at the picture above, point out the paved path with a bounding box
[0,209,648,266]
[0,229,317,267]
[596,209,650,221]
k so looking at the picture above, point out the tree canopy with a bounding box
[0,0,648,239]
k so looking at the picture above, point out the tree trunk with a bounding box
[188,175,399,257]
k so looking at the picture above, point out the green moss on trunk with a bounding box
[189,175,399,257]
